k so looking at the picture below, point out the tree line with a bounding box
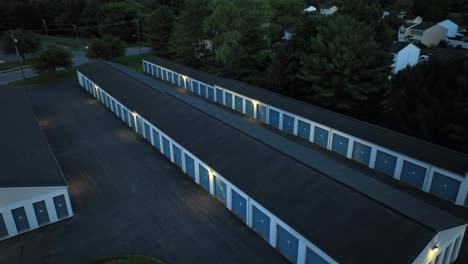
[1,0,467,154]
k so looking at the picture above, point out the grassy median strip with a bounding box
[8,67,78,87]
[113,52,155,71]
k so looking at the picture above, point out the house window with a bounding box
[399,28,405,34]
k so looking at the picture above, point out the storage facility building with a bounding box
[77,61,466,264]
[0,86,73,241]
[143,56,468,208]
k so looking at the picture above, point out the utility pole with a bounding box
[9,30,26,80]
[72,25,80,49]
[41,19,48,37]
[135,19,142,57]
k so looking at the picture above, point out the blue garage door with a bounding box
[33,201,50,226]
[174,73,180,86]
[400,161,427,188]
[207,87,215,101]
[192,81,199,94]
[0,213,9,238]
[152,65,156,76]
[216,88,224,104]
[173,145,183,168]
[185,154,196,179]
[136,118,144,136]
[168,72,174,83]
[429,172,461,203]
[199,165,210,191]
[116,104,121,118]
[225,92,233,108]
[12,207,30,233]
[231,190,247,222]
[53,195,69,219]
[269,109,280,129]
[306,248,329,264]
[214,176,227,203]
[200,84,207,97]
[277,225,299,263]
[245,100,255,118]
[252,206,270,240]
[297,120,311,141]
[162,137,171,159]
[180,76,185,88]
[352,142,372,165]
[144,123,151,141]
[234,96,243,112]
[110,100,116,113]
[129,114,136,129]
[122,108,129,123]
[157,67,162,78]
[313,127,329,148]
[152,129,161,150]
[331,133,349,156]
[257,105,267,122]
[282,114,295,134]
[374,150,397,176]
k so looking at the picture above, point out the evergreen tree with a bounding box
[297,15,391,110]
[86,35,126,60]
[383,56,468,153]
[169,0,210,66]
[146,6,175,56]
[203,0,273,81]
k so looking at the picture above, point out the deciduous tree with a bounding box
[86,35,126,60]
[32,46,72,73]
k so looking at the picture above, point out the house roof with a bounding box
[389,42,412,53]
[78,61,465,264]
[0,86,67,188]
[412,22,438,31]
[144,56,468,176]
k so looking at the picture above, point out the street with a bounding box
[0,47,151,85]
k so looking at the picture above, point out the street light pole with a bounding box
[41,19,48,37]
[72,25,80,49]
[9,30,26,80]
[135,19,142,57]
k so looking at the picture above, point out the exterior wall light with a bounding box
[431,245,439,252]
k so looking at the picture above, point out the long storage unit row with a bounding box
[77,71,337,264]
[143,57,468,207]
[77,61,466,264]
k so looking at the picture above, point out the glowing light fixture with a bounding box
[431,245,439,252]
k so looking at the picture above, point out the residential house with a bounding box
[304,5,317,12]
[390,42,421,74]
[319,4,338,16]
[438,19,459,38]
[399,22,448,47]
[404,16,423,24]
[398,23,419,42]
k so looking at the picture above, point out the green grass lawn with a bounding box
[41,35,89,51]
[0,61,22,71]
[8,67,78,87]
[84,255,167,264]
[112,52,155,71]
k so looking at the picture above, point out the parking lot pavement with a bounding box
[0,80,288,264]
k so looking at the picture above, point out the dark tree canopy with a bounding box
[384,56,468,153]
[146,6,175,56]
[169,0,210,66]
[2,30,40,62]
[32,46,72,73]
[297,15,391,110]
[86,35,126,60]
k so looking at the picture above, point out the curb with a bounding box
[0,65,32,74]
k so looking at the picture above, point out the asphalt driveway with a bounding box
[0,80,288,264]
